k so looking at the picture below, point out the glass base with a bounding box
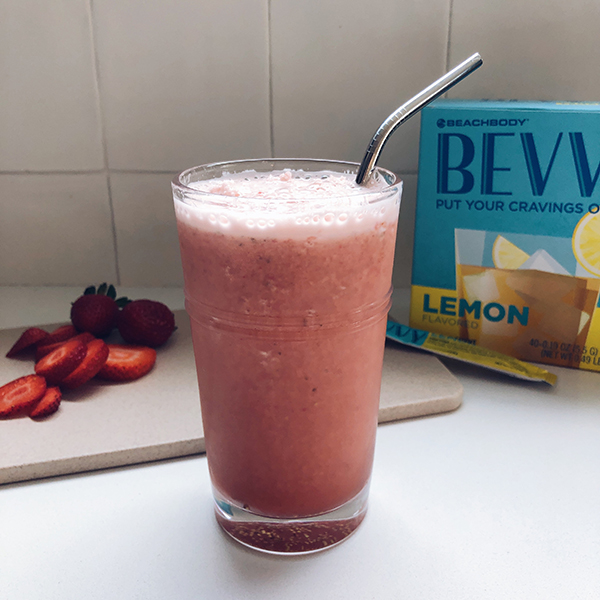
[213,483,369,555]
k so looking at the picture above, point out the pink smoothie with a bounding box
[175,168,400,519]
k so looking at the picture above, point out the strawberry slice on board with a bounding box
[34,339,87,386]
[6,327,49,358]
[29,386,62,419]
[96,345,157,382]
[62,339,109,390]
[35,332,96,361]
[37,324,78,348]
[0,375,47,419]
[35,341,64,362]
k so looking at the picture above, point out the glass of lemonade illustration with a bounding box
[455,229,600,367]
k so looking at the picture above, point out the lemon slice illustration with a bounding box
[572,212,600,276]
[492,235,530,269]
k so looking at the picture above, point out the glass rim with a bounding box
[172,158,400,202]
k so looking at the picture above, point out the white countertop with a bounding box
[1,287,599,599]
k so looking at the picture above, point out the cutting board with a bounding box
[0,311,462,485]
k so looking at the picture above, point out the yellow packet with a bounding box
[386,320,557,385]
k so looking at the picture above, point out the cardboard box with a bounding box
[410,100,600,371]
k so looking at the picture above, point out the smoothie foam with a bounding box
[174,169,397,241]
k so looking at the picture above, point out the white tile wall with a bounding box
[110,173,183,287]
[0,1,104,171]
[270,0,450,174]
[92,0,271,171]
[0,174,116,285]
[448,0,600,101]
[2,0,600,287]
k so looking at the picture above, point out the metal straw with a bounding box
[356,53,483,185]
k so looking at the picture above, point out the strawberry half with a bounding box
[29,386,62,419]
[96,344,157,382]
[117,299,176,347]
[62,339,109,389]
[35,332,96,361]
[35,339,87,385]
[0,375,47,419]
[6,327,49,358]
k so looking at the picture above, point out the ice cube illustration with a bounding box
[480,315,520,338]
[462,270,500,304]
[455,229,486,267]
[578,311,591,335]
[518,249,570,275]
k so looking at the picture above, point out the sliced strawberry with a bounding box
[6,327,49,358]
[96,344,157,382]
[35,341,63,361]
[35,332,96,361]
[62,339,109,389]
[37,324,78,348]
[0,375,47,419]
[29,386,62,419]
[34,339,86,385]
[72,331,97,344]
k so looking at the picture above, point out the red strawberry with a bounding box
[29,386,62,419]
[6,327,49,358]
[0,375,47,419]
[96,344,157,382]
[71,295,118,337]
[36,341,63,361]
[38,324,78,347]
[70,283,128,338]
[62,339,109,389]
[35,339,87,385]
[35,332,96,361]
[74,331,96,342]
[117,300,176,347]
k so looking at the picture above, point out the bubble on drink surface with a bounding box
[187,169,387,201]
[176,168,400,240]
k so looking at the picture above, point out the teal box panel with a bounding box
[412,100,600,291]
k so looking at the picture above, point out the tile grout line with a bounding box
[0,169,178,176]
[267,0,275,158]
[445,0,455,74]
[0,168,419,177]
[87,0,121,286]
[0,170,105,176]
